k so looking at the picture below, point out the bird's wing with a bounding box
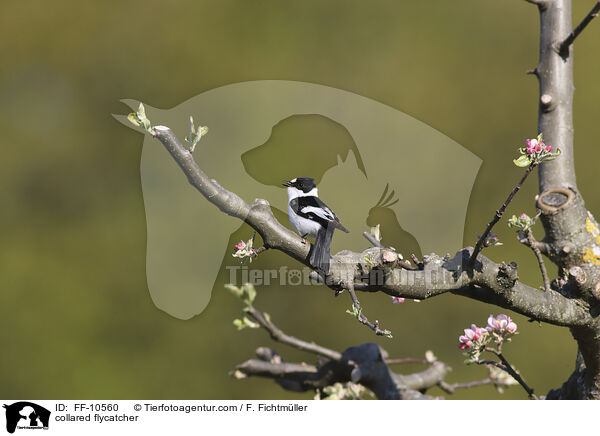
[290,196,349,233]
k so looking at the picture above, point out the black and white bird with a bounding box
[283,177,349,274]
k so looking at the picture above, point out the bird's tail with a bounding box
[310,224,335,275]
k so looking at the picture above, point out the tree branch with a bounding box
[532,0,577,191]
[475,349,538,400]
[469,163,535,266]
[392,361,450,391]
[362,231,382,248]
[438,378,513,394]
[371,249,591,327]
[559,1,600,55]
[245,306,342,361]
[346,282,392,337]
[524,231,551,291]
[519,233,551,257]
[234,357,441,399]
[150,126,592,329]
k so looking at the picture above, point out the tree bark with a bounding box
[531,0,600,399]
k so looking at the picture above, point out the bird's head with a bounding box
[282,177,317,195]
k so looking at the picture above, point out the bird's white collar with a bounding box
[287,186,319,200]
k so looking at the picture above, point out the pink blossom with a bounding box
[459,324,485,349]
[487,314,517,334]
[520,213,528,219]
[529,138,541,151]
[464,324,485,340]
[506,320,518,334]
[545,145,552,152]
[471,324,485,340]
[391,297,406,304]
[458,335,473,349]
[234,241,246,250]
[526,138,546,154]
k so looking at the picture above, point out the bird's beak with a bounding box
[282,180,292,187]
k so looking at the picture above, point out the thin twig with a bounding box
[559,1,600,55]
[495,353,538,399]
[362,231,383,248]
[410,253,424,270]
[476,349,537,399]
[525,231,551,291]
[469,163,536,267]
[253,245,268,256]
[385,358,429,365]
[346,284,391,337]
[245,306,342,361]
[520,236,551,257]
[438,378,514,394]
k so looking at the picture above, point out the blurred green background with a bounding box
[1,0,599,400]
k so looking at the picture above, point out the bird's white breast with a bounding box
[287,186,322,238]
[287,202,321,237]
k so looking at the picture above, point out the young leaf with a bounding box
[128,112,141,127]
[513,155,531,167]
[225,284,243,298]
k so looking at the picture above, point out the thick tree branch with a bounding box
[367,249,591,326]
[151,126,310,265]
[532,0,576,191]
[234,358,440,399]
[150,126,592,328]
[234,343,403,400]
[233,300,463,399]
[392,361,450,392]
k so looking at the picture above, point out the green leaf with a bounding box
[127,103,153,133]
[184,115,209,152]
[127,113,141,127]
[346,305,361,319]
[225,284,243,298]
[232,316,258,330]
[241,316,259,329]
[370,224,381,242]
[540,147,561,163]
[425,350,437,362]
[243,283,257,303]
[513,155,531,167]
